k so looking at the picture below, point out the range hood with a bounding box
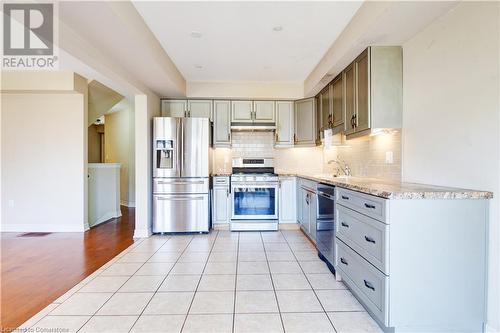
[231,122,276,131]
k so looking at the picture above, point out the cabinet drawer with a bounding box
[336,188,387,223]
[154,178,209,194]
[299,177,317,192]
[213,176,229,187]
[336,205,389,274]
[336,239,389,325]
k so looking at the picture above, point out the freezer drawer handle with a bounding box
[364,279,375,291]
[341,195,349,200]
[364,203,376,209]
[157,196,204,201]
[364,236,376,244]
[341,222,349,228]
[158,181,205,185]
[340,258,348,265]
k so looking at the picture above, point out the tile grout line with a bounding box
[127,235,191,332]
[179,231,219,332]
[73,236,169,333]
[231,231,240,333]
[285,230,339,333]
[262,231,286,333]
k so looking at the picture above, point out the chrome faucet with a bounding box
[328,158,352,177]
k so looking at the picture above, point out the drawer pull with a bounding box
[341,222,349,228]
[364,203,376,209]
[364,236,376,244]
[340,258,348,265]
[341,195,349,200]
[364,279,375,291]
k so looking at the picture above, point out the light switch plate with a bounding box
[385,151,394,164]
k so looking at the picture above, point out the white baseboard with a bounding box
[89,210,121,228]
[134,228,152,238]
[213,224,230,230]
[120,200,136,208]
[279,223,300,230]
[485,323,500,333]
[1,223,86,232]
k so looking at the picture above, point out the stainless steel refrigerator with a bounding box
[152,117,210,233]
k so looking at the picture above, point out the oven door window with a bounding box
[233,187,276,217]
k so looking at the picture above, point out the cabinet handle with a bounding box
[341,222,349,228]
[227,133,230,141]
[340,258,348,265]
[341,195,349,200]
[364,236,376,244]
[364,203,376,209]
[353,114,357,128]
[364,279,375,291]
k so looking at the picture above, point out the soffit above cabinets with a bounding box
[133,1,362,82]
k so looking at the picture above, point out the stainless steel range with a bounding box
[230,158,279,231]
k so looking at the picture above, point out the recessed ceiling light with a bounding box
[190,31,202,38]
[272,26,283,32]
[194,64,203,69]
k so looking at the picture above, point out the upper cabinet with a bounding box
[294,98,317,146]
[161,99,212,119]
[275,101,294,148]
[231,100,253,123]
[231,100,276,123]
[161,100,187,117]
[213,100,231,148]
[253,101,276,123]
[345,46,402,138]
[188,100,212,119]
[319,85,331,136]
[331,74,344,133]
[315,46,402,139]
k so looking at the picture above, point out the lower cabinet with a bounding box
[298,177,317,243]
[334,187,488,332]
[279,176,297,224]
[212,177,230,224]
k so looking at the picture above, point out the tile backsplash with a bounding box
[212,130,402,181]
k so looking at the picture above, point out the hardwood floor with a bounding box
[0,206,135,330]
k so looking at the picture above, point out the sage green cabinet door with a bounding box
[213,186,230,224]
[188,100,212,119]
[332,74,344,130]
[320,85,331,132]
[275,101,294,147]
[254,100,275,123]
[344,64,356,135]
[162,100,187,117]
[213,100,231,147]
[356,49,370,132]
[294,98,317,146]
[231,100,253,123]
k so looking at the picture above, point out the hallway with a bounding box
[0,206,135,330]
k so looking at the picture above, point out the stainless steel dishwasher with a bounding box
[316,183,336,272]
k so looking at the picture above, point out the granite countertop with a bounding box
[283,173,493,200]
[211,173,232,177]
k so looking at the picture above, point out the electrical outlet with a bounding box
[8,200,14,207]
[385,151,394,164]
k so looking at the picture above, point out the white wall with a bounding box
[1,90,87,232]
[187,81,303,99]
[402,2,500,330]
[134,93,160,238]
[105,107,135,206]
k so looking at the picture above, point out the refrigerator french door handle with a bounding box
[180,118,184,177]
[176,119,182,176]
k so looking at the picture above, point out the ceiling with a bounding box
[133,1,362,83]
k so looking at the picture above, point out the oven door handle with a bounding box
[318,191,334,200]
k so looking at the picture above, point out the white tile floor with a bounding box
[22,230,383,333]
